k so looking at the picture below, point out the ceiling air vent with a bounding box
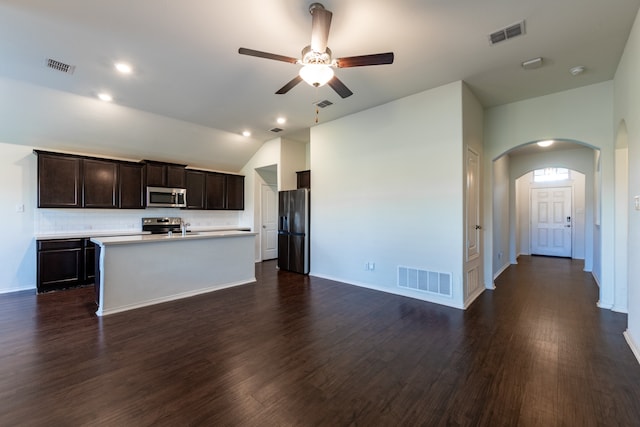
[489,20,525,45]
[270,127,283,133]
[315,100,333,108]
[45,58,76,74]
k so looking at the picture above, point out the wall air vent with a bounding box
[315,100,333,108]
[489,20,526,45]
[270,127,283,133]
[45,58,76,74]
[398,266,452,297]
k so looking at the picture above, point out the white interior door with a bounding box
[531,187,572,257]
[261,184,278,260]
[465,147,482,298]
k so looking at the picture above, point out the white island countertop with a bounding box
[91,230,256,246]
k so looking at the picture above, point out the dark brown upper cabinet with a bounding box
[205,172,226,210]
[83,158,119,208]
[37,152,82,208]
[296,170,311,189]
[35,151,242,210]
[226,174,245,210]
[143,161,186,188]
[185,170,244,211]
[185,170,206,210]
[119,162,145,209]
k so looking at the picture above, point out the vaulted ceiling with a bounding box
[0,0,638,171]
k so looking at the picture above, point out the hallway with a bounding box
[0,257,638,425]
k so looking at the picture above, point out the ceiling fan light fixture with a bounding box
[299,64,334,87]
[537,140,554,147]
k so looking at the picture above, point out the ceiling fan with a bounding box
[238,3,394,99]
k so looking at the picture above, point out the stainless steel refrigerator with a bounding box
[278,189,309,274]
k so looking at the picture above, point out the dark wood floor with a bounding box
[1,256,639,426]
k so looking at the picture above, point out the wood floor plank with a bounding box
[0,256,639,426]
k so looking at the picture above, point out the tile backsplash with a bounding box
[35,208,242,235]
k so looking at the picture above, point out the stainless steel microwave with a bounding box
[146,186,187,208]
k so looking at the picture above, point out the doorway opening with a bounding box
[516,169,585,260]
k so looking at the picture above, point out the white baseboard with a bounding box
[612,305,628,314]
[0,285,36,295]
[309,272,466,310]
[463,285,485,309]
[591,272,601,288]
[624,330,640,365]
[493,262,510,281]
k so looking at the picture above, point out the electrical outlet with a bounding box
[15,204,24,213]
[370,262,375,271]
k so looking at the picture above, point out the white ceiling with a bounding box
[0,0,638,171]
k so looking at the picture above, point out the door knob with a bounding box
[262,225,266,228]
[475,225,482,230]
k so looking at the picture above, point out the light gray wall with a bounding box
[310,81,467,308]
[614,7,640,356]
[492,154,510,276]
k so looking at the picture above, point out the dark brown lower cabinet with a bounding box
[37,238,95,293]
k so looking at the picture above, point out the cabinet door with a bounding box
[296,170,311,189]
[166,165,186,188]
[145,163,166,187]
[205,172,226,210]
[185,170,206,209]
[84,239,95,283]
[37,154,82,208]
[83,159,118,208]
[119,163,145,209]
[226,175,245,210]
[37,239,83,292]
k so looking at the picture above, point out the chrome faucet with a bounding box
[181,220,190,236]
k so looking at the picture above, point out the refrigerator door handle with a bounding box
[279,216,289,232]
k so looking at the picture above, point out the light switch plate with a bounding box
[635,195,640,211]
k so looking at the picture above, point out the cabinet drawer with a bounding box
[38,239,83,251]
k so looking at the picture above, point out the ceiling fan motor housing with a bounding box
[301,46,333,65]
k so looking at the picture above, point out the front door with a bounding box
[531,187,572,257]
[261,184,278,260]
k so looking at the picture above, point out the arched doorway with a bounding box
[491,139,597,281]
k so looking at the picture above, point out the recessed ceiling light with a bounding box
[537,140,554,147]
[242,130,251,137]
[276,117,286,125]
[115,62,132,74]
[97,93,113,102]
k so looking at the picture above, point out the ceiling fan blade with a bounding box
[310,3,332,53]
[238,48,298,64]
[327,76,353,98]
[276,76,303,94]
[336,52,394,68]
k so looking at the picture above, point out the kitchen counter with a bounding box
[91,230,255,246]
[35,230,150,240]
[35,227,251,241]
[92,230,256,316]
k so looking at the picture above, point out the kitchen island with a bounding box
[91,230,256,316]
